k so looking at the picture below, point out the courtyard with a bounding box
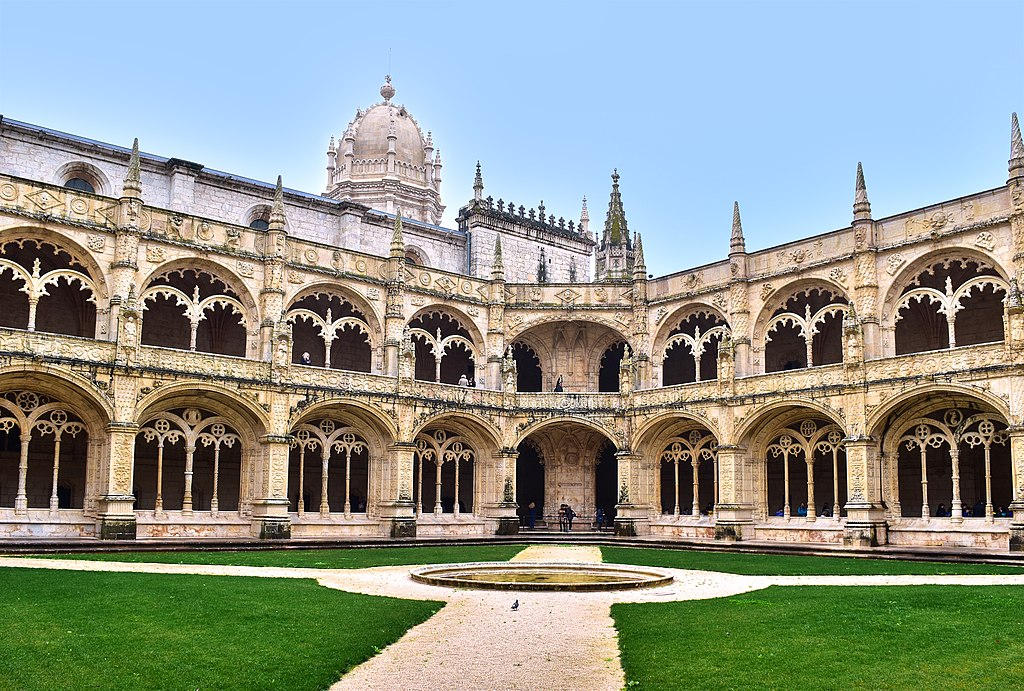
[3,544,1023,689]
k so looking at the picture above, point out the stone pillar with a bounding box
[1008,426,1024,551]
[480,449,519,535]
[377,443,417,538]
[843,435,888,547]
[95,422,138,540]
[249,434,291,539]
[714,444,754,540]
[614,451,650,536]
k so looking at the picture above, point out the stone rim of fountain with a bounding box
[409,561,674,592]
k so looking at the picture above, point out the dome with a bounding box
[350,103,427,166]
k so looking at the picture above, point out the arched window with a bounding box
[598,341,625,392]
[662,311,729,385]
[408,311,476,385]
[765,419,847,521]
[141,268,247,356]
[63,177,95,194]
[764,287,848,372]
[510,342,542,391]
[893,258,1007,354]
[286,292,372,371]
[659,428,718,516]
[413,429,474,514]
[0,239,98,337]
[288,420,369,516]
[248,218,269,231]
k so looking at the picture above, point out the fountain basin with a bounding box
[410,561,673,592]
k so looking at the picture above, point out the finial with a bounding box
[391,209,404,257]
[491,235,504,279]
[633,233,646,277]
[473,161,484,201]
[853,162,872,222]
[434,149,442,165]
[1010,112,1024,182]
[122,137,141,198]
[380,74,395,102]
[269,175,286,231]
[603,169,627,246]
[730,201,746,254]
[611,168,620,185]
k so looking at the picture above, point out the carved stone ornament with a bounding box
[974,231,995,251]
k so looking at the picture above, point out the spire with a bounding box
[473,161,484,201]
[269,175,286,231]
[390,209,404,257]
[1010,112,1024,182]
[580,195,590,234]
[730,201,746,254]
[491,235,504,280]
[122,138,141,198]
[603,169,628,246]
[853,162,872,222]
[633,233,646,278]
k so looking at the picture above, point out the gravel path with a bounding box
[510,544,603,563]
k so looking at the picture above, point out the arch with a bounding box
[734,398,845,447]
[512,415,619,450]
[241,203,273,230]
[509,318,631,392]
[753,278,850,349]
[652,302,730,357]
[881,247,1011,323]
[633,411,723,456]
[658,307,731,385]
[285,288,376,372]
[866,383,1013,439]
[134,381,270,442]
[0,227,110,301]
[285,282,384,336]
[407,304,485,354]
[507,314,631,346]
[52,161,113,197]
[0,366,113,430]
[411,410,503,454]
[403,244,430,267]
[139,257,259,318]
[289,398,397,452]
[287,418,369,516]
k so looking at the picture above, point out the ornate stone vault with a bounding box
[0,113,1023,553]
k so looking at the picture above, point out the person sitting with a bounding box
[935,503,948,517]
[973,499,985,517]
[963,506,972,517]
[705,503,714,516]
[774,508,784,517]
[820,503,832,517]
[301,351,312,365]
[796,502,807,517]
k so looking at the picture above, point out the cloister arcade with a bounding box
[762,285,848,372]
[408,309,478,385]
[509,320,627,392]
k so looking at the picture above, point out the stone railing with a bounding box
[135,345,271,382]
[0,327,116,363]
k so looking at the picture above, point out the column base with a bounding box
[390,518,417,539]
[253,517,291,540]
[844,502,888,547]
[98,516,137,540]
[496,516,520,535]
[614,518,637,537]
[713,524,746,541]
[250,497,291,539]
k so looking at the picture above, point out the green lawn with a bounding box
[613,585,1024,688]
[0,568,440,690]
[602,546,1024,575]
[33,544,526,569]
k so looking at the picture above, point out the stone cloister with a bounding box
[0,113,1023,552]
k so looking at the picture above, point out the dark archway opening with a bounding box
[598,342,624,392]
[512,342,542,391]
[595,441,618,524]
[516,440,545,525]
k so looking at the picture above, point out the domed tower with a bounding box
[325,76,444,224]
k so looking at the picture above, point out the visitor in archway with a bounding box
[595,506,605,529]
[458,373,469,386]
[974,499,985,517]
[820,502,832,517]
[558,504,567,531]
[527,501,536,529]
[553,376,564,392]
[796,502,807,517]
[301,351,311,365]
[935,503,948,517]
[565,504,576,531]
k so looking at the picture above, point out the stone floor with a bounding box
[4,548,1024,689]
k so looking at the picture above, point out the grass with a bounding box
[33,544,526,569]
[613,585,1024,688]
[601,546,1024,575]
[0,567,440,690]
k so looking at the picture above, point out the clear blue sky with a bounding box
[1,0,1021,276]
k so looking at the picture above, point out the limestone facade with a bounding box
[0,103,1022,551]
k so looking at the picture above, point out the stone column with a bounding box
[1008,426,1024,551]
[249,434,291,539]
[485,449,520,535]
[95,422,139,540]
[614,451,650,536]
[377,442,417,538]
[713,444,754,540]
[843,435,887,546]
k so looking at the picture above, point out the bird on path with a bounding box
[511,599,519,611]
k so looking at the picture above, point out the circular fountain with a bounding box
[410,562,673,592]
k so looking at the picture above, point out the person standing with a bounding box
[558,504,567,532]
[565,504,575,532]
[527,501,536,529]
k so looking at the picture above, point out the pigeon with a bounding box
[511,599,519,611]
